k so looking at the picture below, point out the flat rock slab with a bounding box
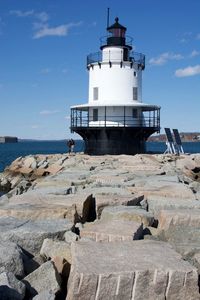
[130,181,195,200]
[158,209,200,230]
[0,191,96,223]
[101,205,154,227]
[94,193,144,218]
[80,219,143,242]
[0,216,73,256]
[67,240,200,300]
[142,196,200,217]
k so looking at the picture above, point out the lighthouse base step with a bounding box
[75,128,157,155]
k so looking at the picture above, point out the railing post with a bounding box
[105,106,106,127]
[124,106,126,127]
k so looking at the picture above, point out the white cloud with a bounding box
[10,10,34,17]
[196,33,200,40]
[40,110,61,115]
[35,12,49,23]
[190,50,200,58]
[40,68,51,74]
[175,65,200,77]
[33,22,82,39]
[149,52,183,66]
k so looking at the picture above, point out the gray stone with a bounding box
[0,191,96,223]
[40,238,72,263]
[101,205,154,227]
[64,231,79,243]
[0,241,24,277]
[158,209,200,230]
[0,216,73,256]
[0,272,26,300]
[33,290,55,299]
[80,219,143,242]
[67,240,199,300]
[141,196,200,217]
[23,261,61,297]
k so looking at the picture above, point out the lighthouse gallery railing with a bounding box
[87,51,145,68]
[71,107,160,131]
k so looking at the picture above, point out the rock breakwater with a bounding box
[0,153,200,299]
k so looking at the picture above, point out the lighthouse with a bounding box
[70,17,160,155]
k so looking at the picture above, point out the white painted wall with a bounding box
[88,106,143,127]
[88,46,143,106]
[88,63,142,105]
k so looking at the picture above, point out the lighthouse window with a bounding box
[93,87,99,100]
[133,87,138,100]
[134,71,137,77]
[93,109,98,121]
[132,109,138,118]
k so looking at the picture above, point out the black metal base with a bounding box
[73,127,157,155]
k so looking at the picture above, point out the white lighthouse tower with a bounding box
[71,17,160,155]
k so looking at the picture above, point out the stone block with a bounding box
[101,205,154,227]
[141,196,200,217]
[23,261,61,298]
[67,240,200,300]
[158,209,200,230]
[0,216,73,256]
[40,238,72,263]
[80,219,143,242]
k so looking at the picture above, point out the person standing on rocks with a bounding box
[67,139,75,154]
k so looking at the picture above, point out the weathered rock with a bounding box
[0,216,73,256]
[80,219,143,242]
[33,290,55,299]
[40,238,72,263]
[94,193,144,219]
[141,196,200,217]
[101,205,154,227]
[0,272,26,300]
[23,156,37,169]
[0,240,24,277]
[64,231,79,243]
[158,209,200,230]
[23,261,61,297]
[129,180,195,200]
[67,240,199,300]
[0,191,96,223]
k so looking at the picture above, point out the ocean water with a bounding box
[0,140,200,172]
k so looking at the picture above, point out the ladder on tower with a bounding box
[164,128,184,155]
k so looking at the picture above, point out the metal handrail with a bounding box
[87,51,145,68]
[71,113,160,129]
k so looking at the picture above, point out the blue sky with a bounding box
[0,0,199,139]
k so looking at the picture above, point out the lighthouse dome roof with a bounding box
[107,17,127,31]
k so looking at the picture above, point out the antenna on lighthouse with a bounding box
[107,7,110,28]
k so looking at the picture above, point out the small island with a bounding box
[0,136,18,143]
